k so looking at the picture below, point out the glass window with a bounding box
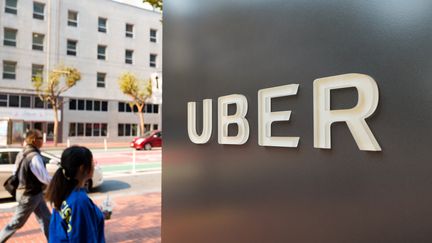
[101,101,108,111]
[118,102,125,112]
[150,54,157,68]
[150,29,157,43]
[98,17,107,33]
[5,0,17,14]
[85,100,92,111]
[9,95,19,107]
[34,96,44,108]
[133,105,138,113]
[125,50,133,64]
[20,96,30,108]
[31,64,44,80]
[126,24,134,38]
[77,99,84,110]
[97,45,106,60]
[4,28,17,47]
[3,61,16,79]
[131,124,137,136]
[118,124,124,136]
[153,104,159,114]
[146,103,153,113]
[69,123,76,136]
[32,33,44,51]
[85,123,92,136]
[69,99,76,110]
[101,123,107,136]
[33,2,45,20]
[94,100,100,111]
[97,72,106,88]
[0,94,7,107]
[126,103,132,112]
[77,123,84,136]
[93,123,100,136]
[125,124,131,136]
[153,124,158,130]
[68,10,78,27]
[144,124,151,132]
[67,40,77,56]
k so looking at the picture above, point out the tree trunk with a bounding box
[53,105,59,146]
[138,105,145,136]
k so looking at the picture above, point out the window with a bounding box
[131,124,137,136]
[101,101,108,111]
[101,123,107,136]
[126,24,134,38]
[125,50,133,64]
[68,10,78,27]
[3,61,16,79]
[9,95,19,107]
[5,0,17,14]
[118,102,125,112]
[0,94,7,107]
[20,96,30,108]
[98,17,107,33]
[145,103,153,113]
[118,124,124,136]
[31,64,44,80]
[77,123,84,136]
[33,2,45,20]
[97,72,106,88]
[125,124,131,136]
[126,103,132,112]
[77,99,84,110]
[97,45,106,60]
[94,101,100,111]
[34,96,44,108]
[153,124,158,130]
[69,123,76,136]
[118,123,138,136]
[150,54,157,68]
[93,123,100,136]
[150,29,157,42]
[85,123,92,137]
[67,40,77,56]
[85,100,93,111]
[32,33,44,51]
[154,104,159,114]
[4,28,17,47]
[69,99,76,110]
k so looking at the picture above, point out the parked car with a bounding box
[130,130,162,150]
[0,147,104,199]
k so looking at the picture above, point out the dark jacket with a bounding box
[15,145,46,195]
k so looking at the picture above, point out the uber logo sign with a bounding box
[187,73,381,151]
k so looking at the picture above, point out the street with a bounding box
[0,147,162,242]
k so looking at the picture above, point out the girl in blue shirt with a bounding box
[45,146,105,243]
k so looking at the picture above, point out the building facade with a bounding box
[0,0,162,143]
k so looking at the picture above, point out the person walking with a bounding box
[46,146,105,242]
[0,129,52,242]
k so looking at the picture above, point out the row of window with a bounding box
[68,123,158,137]
[118,102,159,114]
[69,123,108,137]
[2,30,158,67]
[0,93,52,109]
[5,0,44,19]
[5,0,158,42]
[69,99,108,112]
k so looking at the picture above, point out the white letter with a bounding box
[187,99,212,144]
[218,94,249,145]
[258,84,300,147]
[313,73,381,151]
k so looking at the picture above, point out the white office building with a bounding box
[0,0,162,143]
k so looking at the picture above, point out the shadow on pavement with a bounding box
[93,180,131,193]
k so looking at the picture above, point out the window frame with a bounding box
[3,61,16,79]
[97,72,106,88]
[126,23,134,38]
[150,29,157,43]
[32,33,44,51]
[125,49,133,64]
[33,1,45,20]
[5,0,18,14]
[98,17,107,33]
[3,28,17,47]
[67,39,77,56]
[97,45,107,60]
[149,54,157,68]
[67,10,78,27]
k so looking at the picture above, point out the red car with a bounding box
[130,130,162,150]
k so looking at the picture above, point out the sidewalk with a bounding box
[0,192,161,243]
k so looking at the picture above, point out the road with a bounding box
[0,148,162,209]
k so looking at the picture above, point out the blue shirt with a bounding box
[49,188,105,243]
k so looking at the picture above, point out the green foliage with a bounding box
[118,72,153,108]
[144,0,162,11]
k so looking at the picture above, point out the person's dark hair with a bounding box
[45,146,93,210]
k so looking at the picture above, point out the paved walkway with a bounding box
[0,192,161,243]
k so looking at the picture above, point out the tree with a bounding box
[118,72,153,136]
[144,0,162,11]
[32,65,81,146]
